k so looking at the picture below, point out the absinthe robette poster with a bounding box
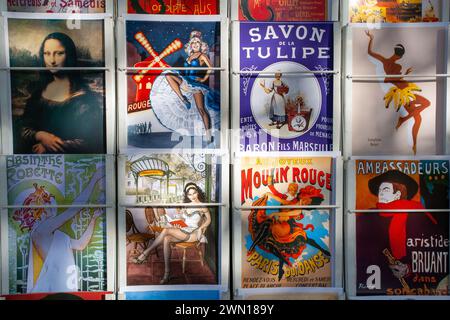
[239,22,334,152]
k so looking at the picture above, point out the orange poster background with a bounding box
[355,160,421,210]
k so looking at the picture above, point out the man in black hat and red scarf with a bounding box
[368,170,437,280]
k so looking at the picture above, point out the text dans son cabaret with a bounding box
[242,25,330,60]
[7,0,105,9]
[241,166,331,203]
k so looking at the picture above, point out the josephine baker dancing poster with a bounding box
[351,25,446,155]
[7,155,107,294]
[240,157,333,288]
[126,21,221,149]
[239,22,334,152]
[355,159,449,296]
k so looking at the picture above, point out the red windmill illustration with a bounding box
[132,32,183,102]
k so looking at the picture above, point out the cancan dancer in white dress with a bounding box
[132,183,211,284]
[150,30,220,144]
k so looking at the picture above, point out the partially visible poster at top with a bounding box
[127,0,219,14]
[7,0,107,13]
[349,0,441,23]
[238,0,328,21]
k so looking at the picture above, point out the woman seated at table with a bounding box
[132,183,211,284]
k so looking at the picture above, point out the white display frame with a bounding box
[345,155,450,300]
[116,14,230,155]
[0,12,116,156]
[230,0,338,21]
[341,0,449,25]
[230,21,342,157]
[117,151,230,299]
[231,152,344,300]
[0,14,5,157]
[343,22,450,158]
[0,154,117,296]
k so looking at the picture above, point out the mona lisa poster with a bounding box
[6,155,107,294]
[354,159,449,296]
[350,25,447,155]
[7,18,106,154]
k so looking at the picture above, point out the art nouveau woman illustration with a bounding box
[260,72,289,129]
[12,168,105,293]
[132,183,211,284]
[18,32,105,154]
[150,30,220,144]
[365,30,430,155]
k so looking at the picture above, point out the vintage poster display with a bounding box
[7,19,106,154]
[123,153,221,205]
[239,156,333,288]
[350,25,446,155]
[126,0,219,15]
[125,20,221,149]
[7,0,107,13]
[238,22,334,153]
[125,206,220,286]
[349,0,441,23]
[237,0,328,21]
[354,159,449,296]
[6,155,107,294]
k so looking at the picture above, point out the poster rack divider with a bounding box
[1,67,110,71]
[1,205,111,209]
[348,209,450,214]
[234,205,339,210]
[120,14,224,22]
[118,149,229,155]
[119,67,225,71]
[347,74,450,79]
[120,203,226,208]
[232,70,339,75]
[1,12,112,20]
[233,151,342,158]
[121,284,229,293]
[237,287,345,295]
